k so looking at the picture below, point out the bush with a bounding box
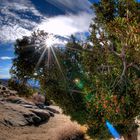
[44,80,88,124]
[8,79,33,97]
[52,122,86,140]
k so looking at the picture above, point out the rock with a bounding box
[0,85,62,127]
[6,96,34,106]
[23,113,41,125]
[0,103,30,126]
[0,101,52,127]
[35,103,45,109]
[9,90,17,96]
[48,111,55,117]
[30,109,50,123]
[2,86,6,91]
[0,85,17,97]
[21,104,38,109]
[44,106,60,114]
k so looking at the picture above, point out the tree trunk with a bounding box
[123,129,138,140]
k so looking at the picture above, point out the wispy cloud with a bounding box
[0,56,13,60]
[46,0,92,13]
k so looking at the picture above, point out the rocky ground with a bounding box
[0,84,139,140]
[0,85,85,140]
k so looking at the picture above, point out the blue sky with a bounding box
[0,0,98,79]
[0,43,14,78]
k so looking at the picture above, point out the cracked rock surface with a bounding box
[0,84,59,127]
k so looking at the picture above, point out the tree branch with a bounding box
[120,46,127,80]
[127,63,140,71]
[109,45,121,57]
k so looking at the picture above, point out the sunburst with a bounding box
[35,33,66,81]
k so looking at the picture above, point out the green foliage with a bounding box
[82,0,140,138]
[45,81,88,124]
[42,36,89,124]
[11,30,50,82]
[10,1,140,139]
[8,79,34,97]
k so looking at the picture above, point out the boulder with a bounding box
[0,85,61,127]
[0,102,51,127]
[30,109,50,124]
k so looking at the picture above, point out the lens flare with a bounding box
[74,78,83,89]
[106,120,120,140]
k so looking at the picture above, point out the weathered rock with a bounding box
[48,111,55,117]
[21,104,38,109]
[30,109,50,123]
[0,85,62,128]
[23,113,41,125]
[0,85,17,97]
[6,96,34,106]
[0,103,30,126]
[44,106,60,114]
[0,102,51,127]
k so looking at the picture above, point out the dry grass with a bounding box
[52,122,86,140]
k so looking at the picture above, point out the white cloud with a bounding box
[0,0,43,42]
[37,12,93,37]
[0,25,32,42]
[0,0,94,42]
[0,0,41,16]
[0,56,13,60]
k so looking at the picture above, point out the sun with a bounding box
[44,34,57,48]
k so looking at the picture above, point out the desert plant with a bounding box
[52,122,86,140]
[8,78,33,97]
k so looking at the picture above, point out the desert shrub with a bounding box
[52,122,86,140]
[8,79,33,97]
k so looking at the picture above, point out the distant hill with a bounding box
[0,79,9,86]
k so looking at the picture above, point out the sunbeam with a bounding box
[35,47,47,70]
[50,46,66,83]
